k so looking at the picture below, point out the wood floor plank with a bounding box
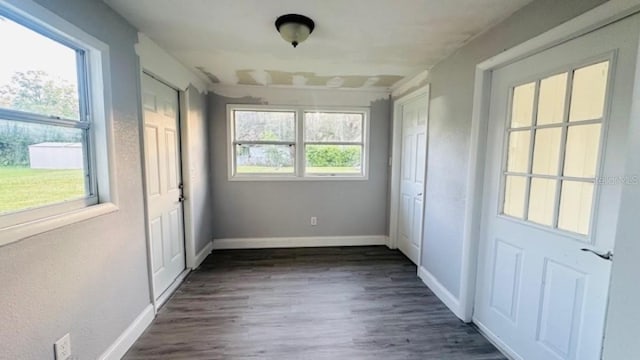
[125,246,505,360]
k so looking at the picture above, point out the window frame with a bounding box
[0,0,117,246]
[227,104,370,181]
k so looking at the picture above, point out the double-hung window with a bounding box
[0,6,108,236]
[228,106,368,180]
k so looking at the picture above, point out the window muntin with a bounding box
[0,12,95,217]
[229,107,368,179]
[231,110,296,175]
[500,60,610,236]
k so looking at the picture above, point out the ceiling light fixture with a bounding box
[275,14,315,48]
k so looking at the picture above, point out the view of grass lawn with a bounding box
[236,166,360,174]
[0,167,85,213]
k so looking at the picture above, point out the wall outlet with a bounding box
[54,333,71,360]
[310,216,317,226]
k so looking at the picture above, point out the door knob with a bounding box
[417,193,423,196]
[178,195,185,203]
[581,248,613,261]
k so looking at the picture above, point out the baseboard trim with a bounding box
[192,240,214,269]
[98,304,154,360]
[212,235,388,250]
[418,266,464,320]
[473,319,521,360]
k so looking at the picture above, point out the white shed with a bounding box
[28,142,83,170]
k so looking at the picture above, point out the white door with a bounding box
[474,16,639,360]
[397,93,428,265]
[142,74,186,299]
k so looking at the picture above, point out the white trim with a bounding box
[98,304,155,360]
[388,85,429,258]
[192,241,214,269]
[473,320,521,360]
[212,236,388,250]
[418,266,464,320]
[460,0,640,323]
[135,33,207,93]
[0,203,118,247]
[226,104,370,181]
[155,269,189,310]
[390,70,429,98]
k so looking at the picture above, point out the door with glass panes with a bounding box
[474,15,639,360]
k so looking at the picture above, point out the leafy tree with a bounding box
[0,71,81,166]
[0,70,79,120]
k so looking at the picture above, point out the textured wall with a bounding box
[208,87,390,239]
[0,0,150,358]
[397,0,608,298]
[185,85,214,254]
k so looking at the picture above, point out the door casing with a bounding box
[389,84,430,267]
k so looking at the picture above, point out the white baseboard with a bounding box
[418,266,465,320]
[192,240,214,269]
[212,235,388,250]
[98,304,154,360]
[473,319,521,360]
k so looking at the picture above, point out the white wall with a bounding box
[0,0,150,358]
[209,86,390,240]
[395,0,607,300]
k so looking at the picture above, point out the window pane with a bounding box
[511,82,535,128]
[558,181,594,235]
[304,112,363,142]
[0,118,86,214]
[537,73,567,125]
[528,178,557,226]
[503,175,527,219]
[532,127,562,175]
[235,144,294,174]
[563,124,601,178]
[305,145,362,174]
[0,16,80,120]
[569,62,609,122]
[234,111,295,141]
[506,130,530,173]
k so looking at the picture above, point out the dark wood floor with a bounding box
[125,246,505,360]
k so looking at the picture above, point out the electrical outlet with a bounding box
[54,333,71,360]
[310,216,317,226]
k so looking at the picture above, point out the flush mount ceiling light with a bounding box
[275,14,315,48]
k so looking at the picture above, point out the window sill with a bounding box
[0,203,119,248]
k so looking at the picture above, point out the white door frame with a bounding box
[389,84,430,267]
[459,0,640,323]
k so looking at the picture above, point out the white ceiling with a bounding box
[104,0,533,90]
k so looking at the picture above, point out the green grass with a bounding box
[0,167,85,214]
[237,166,360,174]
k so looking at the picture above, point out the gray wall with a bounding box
[0,0,150,359]
[403,0,607,298]
[185,86,214,254]
[209,89,390,239]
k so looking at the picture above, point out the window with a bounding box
[228,106,368,180]
[501,60,610,236]
[0,3,114,242]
